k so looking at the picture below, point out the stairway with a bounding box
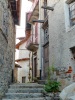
[2,83,46,100]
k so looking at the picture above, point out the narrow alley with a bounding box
[0,0,75,100]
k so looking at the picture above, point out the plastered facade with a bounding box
[48,0,75,88]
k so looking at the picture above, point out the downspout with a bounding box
[39,0,42,80]
[32,26,33,81]
[32,51,33,80]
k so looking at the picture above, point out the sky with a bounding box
[16,0,32,44]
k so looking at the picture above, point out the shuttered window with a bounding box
[35,23,38,43]
[69,1,75,26]
[0,4,3,29]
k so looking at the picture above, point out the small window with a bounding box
[69,1,75,26]
[70,46,75,59]
[44,27,49,43]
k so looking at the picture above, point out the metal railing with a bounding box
[26,34,38,48]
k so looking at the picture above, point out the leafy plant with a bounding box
[44,64,61,93]
[44,80,61,92]
[46,64,55,80]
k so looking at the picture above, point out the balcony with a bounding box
[28,0,34,2]
[28,0,39,24]
[26,34,39,52]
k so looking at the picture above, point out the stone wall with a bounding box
[0,0,15,99]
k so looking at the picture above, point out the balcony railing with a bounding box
[26,34,38,52]
[28,0,39,23]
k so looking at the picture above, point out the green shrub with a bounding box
[44,64,61,93]
[44,80,61,92]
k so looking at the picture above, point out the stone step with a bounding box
[38,80,46,84]
[3,98,45,100]
[10,83,43,86]
[5,93,43,99]
[8,88,44,93]
[9,85,44,88]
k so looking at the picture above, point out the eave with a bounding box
[15,63,22,68]
[66,0,74,4]
[15,58,30,62]
[16,32,31,49]
[8,0,21,25]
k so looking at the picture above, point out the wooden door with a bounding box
[34,58,37,77]
[43,44,49,79]
[22,77,26,83]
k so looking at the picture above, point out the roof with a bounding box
[17,37,25,40]
[15,58,30,62]
[8,0,21,25]
[15,63,22,68]
[16,31,31,49]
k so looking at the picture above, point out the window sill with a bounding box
[66,25,75,32]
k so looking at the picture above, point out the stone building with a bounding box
[27,0,75,88]
[15,37,30,83]
[47,0,75,88]
[0,0,20,98]
[26,1,41,81]
[39,0,75,88]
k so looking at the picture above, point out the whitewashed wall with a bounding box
[17,42,30,83]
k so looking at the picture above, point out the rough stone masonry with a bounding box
[0,0,15,99]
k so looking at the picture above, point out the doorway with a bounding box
[43,43,49,79]
[34,57,37,77]
[22,76,26,83]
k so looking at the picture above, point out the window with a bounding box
[44,27,49,44]
[44,44,49,60]
[64,0,75,31]
[35,23,38,43]
[70,46,75,59]
[69,1,75,26]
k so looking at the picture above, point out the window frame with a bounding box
[64,0,75,31]
[69,1,75,26]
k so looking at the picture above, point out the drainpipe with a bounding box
[39,0,42,80]
[32,26,34,81]
[32,51,33,81]
[29,52,30,82]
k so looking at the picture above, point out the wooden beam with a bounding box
[66,0,74,4]
[32,19,44,23]
[41,6,54,11]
